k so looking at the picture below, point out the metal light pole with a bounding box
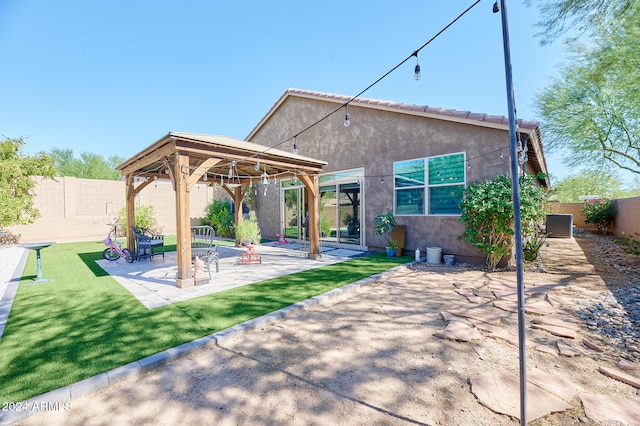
[496,0,528,424]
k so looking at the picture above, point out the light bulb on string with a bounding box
[344,104,350,127]
[413,51,421,81]
[203,173,207,181]
[255,160,260,171]
[500,150,504,159]
[293,135,298,155]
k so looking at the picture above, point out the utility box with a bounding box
[546,214,573,238]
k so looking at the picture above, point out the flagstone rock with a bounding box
[527,367,583,402]
[531,323,577,339]
[447,306,504,325]
[440,311,470,323]
[582,338,606,353]
[531,315,581,330]
[535,345,558,356]
[525,301,556,316]
[557,340,583,357]
[493,300,518,313]
[493,289,518,301]
[598,365,640,389]
[454,288,482,304]
[616,359,640,370]
[580,392,640,425]
[545,293,570,307]
[434,321,483,342]
[473,288,496,299]
[470,368,572,422]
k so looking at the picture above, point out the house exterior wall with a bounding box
[248,96,516,263]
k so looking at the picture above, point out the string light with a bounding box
[233,1,480,166]
[344,104,350,128]
[255,160,260,171]
[413,51,421,81]
[293,135,298,155]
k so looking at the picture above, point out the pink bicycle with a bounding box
[102,225,134,263]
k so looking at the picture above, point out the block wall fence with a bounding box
[7,176,217,243]
[5,177,640,244]
[548,196,640,237]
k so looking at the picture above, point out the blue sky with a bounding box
[1,1,574,181]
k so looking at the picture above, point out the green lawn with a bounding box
[0,239,410,402]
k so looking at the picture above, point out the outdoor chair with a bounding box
[191,225,219,280]
[131,226,165,261]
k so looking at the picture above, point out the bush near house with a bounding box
[201,199,234,238]
[582,198,616,234]
[459,173,548,271]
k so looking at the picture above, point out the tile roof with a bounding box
[280,88,540,131]
[246,88,548,187]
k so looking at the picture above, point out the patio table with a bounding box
[20,242,56,284]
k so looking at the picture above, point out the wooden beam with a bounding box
[298,174,321,259]
[125,175,136,254]
[187,158,221,188]
[174,152,194,288]
[132,178,153,196]
[118,143,176,177]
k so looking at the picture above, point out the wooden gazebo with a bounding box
[117,132,327,288]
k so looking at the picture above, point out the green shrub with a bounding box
[582,198,616,234]
[617,232,640,255]
[459,173,548,271]
[117,205,160,236]
[201,199,234,238]
[235,210,261,245]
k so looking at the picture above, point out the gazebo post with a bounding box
[298,174,321,259]
[175,151,194,288]
[125,175,136,254]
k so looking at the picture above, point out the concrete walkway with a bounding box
[96,243,366,309]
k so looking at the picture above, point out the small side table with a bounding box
[20,242,56,284]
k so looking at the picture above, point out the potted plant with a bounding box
[387,239,398,257]
[374,212,397,257]
[235,210,261,246]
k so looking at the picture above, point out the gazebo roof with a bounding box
[117,132,327,182]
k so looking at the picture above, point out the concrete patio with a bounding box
[96,242,366,309]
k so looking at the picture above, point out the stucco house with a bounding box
[245,88,549,264]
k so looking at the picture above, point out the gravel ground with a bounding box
[10,231,640,425]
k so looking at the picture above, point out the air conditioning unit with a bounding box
[546,214,573,238]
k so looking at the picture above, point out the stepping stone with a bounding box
[470,368,571,422]
[582,338,606,353]
[535,344,558,356]
[434,321,483,342]
[525,301,556,316]
[473,289,496,299]
[532,315,581,330]
[447,306,504,325]
[545,293,571,307]
[524,284,558,295]
[580,393,640,425]
[531,323,577,339]
[616,359,640,370]
[527,367,583,402]
[556,340,583,357]
[454,288,482,304]
[493,289,518,301]
[493,300,518,313]
[469,320,534,348]
[440,311,470,323]
[598,366,640,389]
[485,280,513,288]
